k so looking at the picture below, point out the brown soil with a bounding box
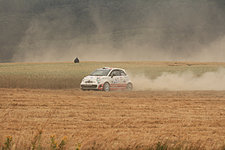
[0,88,225,149]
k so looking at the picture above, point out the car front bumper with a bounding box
[80,83,103,90]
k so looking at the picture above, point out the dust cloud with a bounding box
[7,0,225,62]
[131,68,225,91]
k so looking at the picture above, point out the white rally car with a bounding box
[80,67,133,91]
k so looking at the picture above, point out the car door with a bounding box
[109,70,121,89]
[120,70,129,85]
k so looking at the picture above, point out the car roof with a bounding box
[100,67,125,71]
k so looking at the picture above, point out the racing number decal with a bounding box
[120,76,126,83]
[112,77,120,84]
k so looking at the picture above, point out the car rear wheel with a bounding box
[127,83,133,91]
[103,82,110,92]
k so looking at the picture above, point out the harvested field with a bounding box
[0,88,225,149]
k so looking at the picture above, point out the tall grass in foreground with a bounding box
[0,61,224,89]
[1,132,225,150]
[0,131,70,150]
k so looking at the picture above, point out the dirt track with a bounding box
[0,88,225,149]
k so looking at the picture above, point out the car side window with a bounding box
[116,70,121,76]
[120,70,127,76]
[110,70,121,76]
[112,71,117,76]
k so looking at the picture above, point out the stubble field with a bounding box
[0,62,225,149]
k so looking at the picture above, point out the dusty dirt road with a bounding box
[0,88,225,149]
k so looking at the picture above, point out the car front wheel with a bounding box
[103,82,110,92]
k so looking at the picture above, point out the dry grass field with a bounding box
[0,88,225,149]
[1,61,225,89]
[1,61,225,149]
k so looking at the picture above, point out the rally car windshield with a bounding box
[90,69,111,76]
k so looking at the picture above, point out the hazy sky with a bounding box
[1,0,225,62]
